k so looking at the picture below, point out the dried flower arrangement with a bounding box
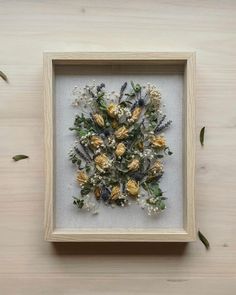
[69,81,172,215]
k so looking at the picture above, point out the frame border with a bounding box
[44,52,196,242]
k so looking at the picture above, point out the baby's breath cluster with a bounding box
[69,81,172,215]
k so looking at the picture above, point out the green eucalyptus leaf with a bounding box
[131,80,135,90]
[148,183,162,197]
[198,230,210,249]
[85,165,91,173]
[81,186,91,196]
[73,197,85,209]
[159,201,166,210]
[200,127,205,146]
[135,84,141,92]
[77,158,82,166]
[0,71,8,82]
[12,155,29,161]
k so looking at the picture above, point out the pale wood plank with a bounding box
[0,0,236,293]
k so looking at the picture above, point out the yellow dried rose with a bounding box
[115,142,126,157]
[93,113,104,127]
[149,85,161,108]
[95,153,109,170]
[150,135,166,149]
[107,103,118,118]
[128,159,140,171]
[115,126,129,139]
[150,160,163,174]
[130,107,142,122]
[126,179,139,197]
[111,185,121,201]
[77,171,88,185]
[94,187,101,200]
[90,135,103,149]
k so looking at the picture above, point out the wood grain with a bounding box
[0,0,236,293]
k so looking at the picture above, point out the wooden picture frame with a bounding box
[44,52,196,242]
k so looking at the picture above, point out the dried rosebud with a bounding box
[115,126,129,139]
[150,135,166,149]
[95,153,109,170]
[77,171,88,185]
[115,142,126,157]
[94,186,101,200]
[93,113,105,127]
[130,107,142,122]
[90,135,103,149]
[107,103,118,118]
[148,85,161,108]
[128,159,140,171]
[126,179,139,197]
[110,185,121,201]
[150,160,163,174]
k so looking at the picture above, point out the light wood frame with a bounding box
[44,52,196,242]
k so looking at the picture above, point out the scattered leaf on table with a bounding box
[200,127,205,146]
[0,71,8,82]
[12,155,29,161]
[198,230,210,249]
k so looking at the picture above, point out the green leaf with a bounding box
[85,165,91,173]
[135,84,141,92]
[73,197,85,209]
[198,230,210,249]
[141,182,148,191]
[0,71,8,82]
[200,127,205,146]
[81,185,91,196]
[97,97,107,111]
[117,167,129,174]
[149,183,162,197]
[131,80,135,91]
[159,201,166,210]
[130,81,141,93]
[97,91,105,99]
[164,147,173,156]
[12,155,29,161]
[78,130,88,137]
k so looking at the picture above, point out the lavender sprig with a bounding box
[155,120,172,133]
[80,142,92,161]
[74,147,90,162]
[156,114,166,128]
[97,83,105,92]
[118,82,127,102]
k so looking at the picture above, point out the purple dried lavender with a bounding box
[118,82,127,102]
[97,83,105,92]
[80,142,92,161]
[156,115,166,128]
[155,120,172,133]
[74,147,90,162]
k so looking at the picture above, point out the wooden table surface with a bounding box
[0,0,236,294]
